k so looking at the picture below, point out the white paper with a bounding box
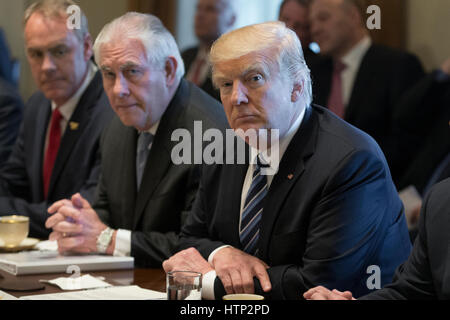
[34,240,58,252]
[0,290,19,300]
[19,285,167,300]
[39,274,112,291]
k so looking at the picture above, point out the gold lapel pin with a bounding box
[287,174,294,180]
[69,122,79,130]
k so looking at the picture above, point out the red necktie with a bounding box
[327,60,347,118]
[43,108,63,199]
[190,57,206,86]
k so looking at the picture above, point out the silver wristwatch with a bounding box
[96,227,114,254]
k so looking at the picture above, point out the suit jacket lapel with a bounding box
[259,106,317,260]
[132,80,188,228]
[33,100,51,199]
[48,72,103,196]
[120,124,139,229]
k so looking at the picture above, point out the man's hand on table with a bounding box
[211,247,271,294]
[46,193,114,254]
[303,286,356,300]
[162,247,214,276]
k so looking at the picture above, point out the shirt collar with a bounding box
[341,36,372,70]
[51,61,98,121]
[250,105,307,176]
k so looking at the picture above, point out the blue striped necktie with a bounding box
[240,155,269,255]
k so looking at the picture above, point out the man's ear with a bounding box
[165,56,178,86]
[83,33,94,62]
[291,82,303,102]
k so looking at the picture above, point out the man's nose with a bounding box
[42,53,57,73]
[231,81,249,106]
[113,74,130,98]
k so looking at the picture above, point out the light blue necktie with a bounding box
[240,155,269,255]
[136,132,153,190]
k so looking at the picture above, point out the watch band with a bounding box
[96,227,114,254]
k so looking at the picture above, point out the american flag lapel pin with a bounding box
[287,173,294,180]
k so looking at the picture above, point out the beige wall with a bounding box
[1,0,449,100]
[406,0,450,71]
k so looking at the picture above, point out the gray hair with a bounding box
[24,0,90,42]
[211,21,312,106]
[93,12,185,79]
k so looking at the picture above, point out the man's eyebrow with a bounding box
[100,65,113,72]
[120,62,142,70]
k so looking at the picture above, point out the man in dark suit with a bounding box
[0,0,114,239]
[45,13,228,267]
[0,77,23,166]
[162,21,411,300]
[304,178,450,300]
[181,0,236,101]
[394,57,450,196]
[309,0,424,182]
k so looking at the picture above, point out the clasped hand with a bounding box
[45,193,108,254]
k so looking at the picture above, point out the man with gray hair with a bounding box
[46,12,228,267]
[0,0,113,238]
[182,0,236,101]
[163,21,412,299]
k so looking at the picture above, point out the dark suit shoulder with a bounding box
[313,105,384,157]
[180,81,229,131]
[364,44,423,69]
[181,46,199,71]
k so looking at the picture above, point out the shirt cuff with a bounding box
[113,229,131,257]
[208,245,231,265]
[202,270,217,300]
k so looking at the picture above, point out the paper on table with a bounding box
[19,285,166,300]
[39,274,112,291]
[0,290,18,300]
[34,240,58,252]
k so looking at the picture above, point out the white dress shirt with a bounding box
[202,107,307,300]
[341,36,372,107]
[113,121,160,257]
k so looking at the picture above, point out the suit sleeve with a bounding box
[359,181,446,300]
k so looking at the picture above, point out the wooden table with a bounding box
[0,268,166,298]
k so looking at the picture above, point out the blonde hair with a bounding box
[210,21,312,105]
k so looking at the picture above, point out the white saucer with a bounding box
[0,237,40,252]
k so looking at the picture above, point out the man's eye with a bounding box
[102,71,115,79]
[51,47,68,57]
[126,69,141,77]
[29,51,43,59]
[251,75,263,81]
